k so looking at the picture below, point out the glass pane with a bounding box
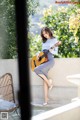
[29,0,80,118]
[0,0,20,119]
[1,0,80,119]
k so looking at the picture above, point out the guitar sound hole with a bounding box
[38,57,41,61]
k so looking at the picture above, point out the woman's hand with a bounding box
[36,51,40,60]
[58,41,62,45]
[49,48,54,53]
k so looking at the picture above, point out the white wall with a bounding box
[0,58,80,104]
[30,58,80,87]
[30,58,80,105]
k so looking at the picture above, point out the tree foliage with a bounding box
[0,0,16,58]
[42,5,80,57]
[0,0,39,58]
[27,0,39,16]
[28,33,42,57]
[29,5,80,58]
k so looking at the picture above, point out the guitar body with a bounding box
[31,52,48,71]
[31,41,61,71]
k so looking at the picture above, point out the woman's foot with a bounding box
[43,102,48,106]
[49,79,53,90]
[44,97,49,105]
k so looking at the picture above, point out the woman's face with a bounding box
[42,31,50,39]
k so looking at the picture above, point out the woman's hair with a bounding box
[41,27,54,43]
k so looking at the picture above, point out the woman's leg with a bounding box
[43,80,49,103]
[38,74,53,104]
[38,74,51,87]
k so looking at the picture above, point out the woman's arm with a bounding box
[49,41,61,54]
[57,41,62,46]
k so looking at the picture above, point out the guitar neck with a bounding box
[49,42,59,50]
[42,41,60,55]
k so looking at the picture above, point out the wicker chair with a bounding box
[0,73,20,119]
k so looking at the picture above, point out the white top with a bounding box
[42,38,58,55]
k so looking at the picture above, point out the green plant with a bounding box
[28,33,42,57]
[0,0,39,59]
[41,5,80,57]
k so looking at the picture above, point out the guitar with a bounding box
[31,41,61,71]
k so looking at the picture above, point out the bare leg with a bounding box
[43,80,49,103]
[38,74,51,87]
[38,74,53,104]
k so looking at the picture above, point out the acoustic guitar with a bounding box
[31,41,60,71]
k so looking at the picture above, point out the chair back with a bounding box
[0,73,15,103]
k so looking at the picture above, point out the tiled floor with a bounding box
[0,100,72,120]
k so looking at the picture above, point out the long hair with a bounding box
[41,27,54,43]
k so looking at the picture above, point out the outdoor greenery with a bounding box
[0,0,16,58]
[29,5,80,58]
[0,0,39,58]
[28,33,42,57]
[0,0,80,58]
[27,0,39,16]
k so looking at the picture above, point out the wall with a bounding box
[30,58,80,86]
[0,58,80,105]
[30,58,80,105]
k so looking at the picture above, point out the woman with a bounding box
[34,27,61,105]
